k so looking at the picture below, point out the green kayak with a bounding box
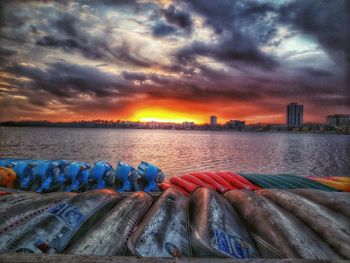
[274,174,338,192]
[239,174,281,189]
[239,173,338,191]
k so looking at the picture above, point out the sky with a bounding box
[0,0,349,124]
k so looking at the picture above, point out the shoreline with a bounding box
[1,124,349,135]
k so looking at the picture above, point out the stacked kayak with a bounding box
[159,171,347,195]
[0,187,349,260]
[0,159,165,193]
[159,171,260,195]
[1,158,349,194]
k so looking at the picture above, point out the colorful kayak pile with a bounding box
[1,158,349,194]
[160,172,349,195]
[0,159,165,193]
[0,187,349,259]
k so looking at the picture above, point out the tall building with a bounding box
[286,103,303,127]
[326,114,350,127]
[210,115,217,126]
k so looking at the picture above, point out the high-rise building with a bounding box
[210,115,217,126]
[286,103,303,127]
[326,114,350,127]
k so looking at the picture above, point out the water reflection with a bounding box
[0,127,349,177]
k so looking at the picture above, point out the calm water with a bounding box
[0,127,349,177]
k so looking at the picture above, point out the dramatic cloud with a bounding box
[176,33,279,69]
[152,23,176,37]
[0,47,17,59]
[162,5,192,31]
[280,1,349,57]
[278,0,350,91]
[0,0,349,123]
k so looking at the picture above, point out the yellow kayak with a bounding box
[307,176,350,192]
[326,176,350,183]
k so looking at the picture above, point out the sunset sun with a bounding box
[130,107,203,124]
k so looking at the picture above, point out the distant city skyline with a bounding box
[0,1,349,123]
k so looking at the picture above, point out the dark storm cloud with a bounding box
[97,0,137,6]
[29,25,38,34]
[181,0,276,35]
[0,47,17,58]
[173,0,348,107]
[300,67,333,78]
[54,13,79,37]
[162,5,192,31]
[280,0,349,55]
[0,9,26,28]
[122,71,147,82]
[120,67,269,103]
[36,35,153,67]
[174,0,279,69]
[152,5,192,37]
[152,23,176,37]
[142,82,263,102]
[5,62,129,101]
[36,36,107,60]
[279,0,350,84]
[30,3,154,67]
[177,33,278,69]
[37,36,78,50]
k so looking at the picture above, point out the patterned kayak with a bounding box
[0,187,349,259]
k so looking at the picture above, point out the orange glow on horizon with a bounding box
[129,107,205,124]
[4,96,326,124]
[8,106,290,124]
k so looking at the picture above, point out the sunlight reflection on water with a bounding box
[0,127,349,177]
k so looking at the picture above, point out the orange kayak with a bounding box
[307,177,350,192]
[326,176,350,183]
[0,167,16,188]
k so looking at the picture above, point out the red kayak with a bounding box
[181,174,216,190]
[169,176,200,193]
[215,171,255,190]
[221,171,261,190]
[200,172,237,190]
[188,172,230,193]
[159,181,171,191]
[158,181,189,196]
